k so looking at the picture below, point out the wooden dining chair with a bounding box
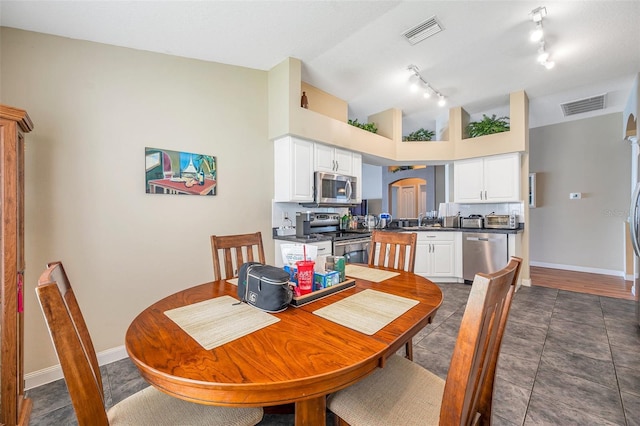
[368,230,418,359]
[368,230,417,272]
[210,231,266,280]
[328,257,523,426]
[35,261,264,426]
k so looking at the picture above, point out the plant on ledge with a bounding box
[403,128,435,141]
[466,114,510,138]
[348,118,378,134]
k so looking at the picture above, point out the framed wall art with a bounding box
[145,147,217,196]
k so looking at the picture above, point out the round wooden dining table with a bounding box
[125,265,443,425]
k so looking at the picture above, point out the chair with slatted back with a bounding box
[210,232,266,281]
[35,261,263,426]
[368,230,418,359]
[328,257,522,426]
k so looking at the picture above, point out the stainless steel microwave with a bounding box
[314,172,357,206]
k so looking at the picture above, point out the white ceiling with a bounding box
[1,1,639,133]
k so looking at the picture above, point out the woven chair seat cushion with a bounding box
[328,354,444,426]
[107,385,263,426]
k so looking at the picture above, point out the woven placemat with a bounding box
[164,295,279,350]
[312,289,418,335]
[345,265,400,282]
[226,278,239,286]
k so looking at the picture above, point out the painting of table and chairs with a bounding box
[145,147,217,196]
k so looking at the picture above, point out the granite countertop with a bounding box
[385,225,524,235]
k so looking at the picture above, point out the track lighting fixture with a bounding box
[529,6,554,70]
[406,64,446,107]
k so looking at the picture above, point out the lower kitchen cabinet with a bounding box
[411,232,463,282]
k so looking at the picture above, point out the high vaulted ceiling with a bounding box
[1,1,639,135]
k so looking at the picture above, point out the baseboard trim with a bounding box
[530,261,624,278]
[25,345,128,390]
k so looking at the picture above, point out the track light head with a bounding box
[529,6,547,23]
[530,22,544,42]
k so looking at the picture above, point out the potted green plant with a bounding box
[466,114,510,138]
[348,118,378,134]
[403,128,435,141]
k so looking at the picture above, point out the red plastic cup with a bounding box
[295,260,315,295]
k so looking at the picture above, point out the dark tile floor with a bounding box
[27,283,640,425]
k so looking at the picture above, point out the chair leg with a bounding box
[405,338,413,361]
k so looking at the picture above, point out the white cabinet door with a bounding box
[314,144,353,175]
[314,143,335,172]
[430,240,455,277]
[414,240,430,275]
[274,136,314,202]
[483,154,521,202]
[454,153,520,203]
[454,158,484,202]
[334,148,353,175]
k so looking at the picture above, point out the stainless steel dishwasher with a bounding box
[462,232,508,282]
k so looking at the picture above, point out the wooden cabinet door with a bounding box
[0,105,32,426]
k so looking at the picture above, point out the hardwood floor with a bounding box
[530,266,635,300]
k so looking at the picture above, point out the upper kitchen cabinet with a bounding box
[454,153,521,203]
[274,136,314,202]
[315,144,354,175]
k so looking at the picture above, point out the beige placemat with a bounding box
[226,278,238,286]
[345,264,400,282]
[312,289,419,335]
[164,295,279,350]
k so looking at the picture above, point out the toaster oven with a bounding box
[484,214,518,229]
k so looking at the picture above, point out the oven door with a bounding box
[333,238,370,264]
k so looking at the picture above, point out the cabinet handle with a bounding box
[480,191,483,200]
[318,247,327,252]
[484,190,487,199]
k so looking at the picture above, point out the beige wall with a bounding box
[1,28,274,373]
[529,112,630,273]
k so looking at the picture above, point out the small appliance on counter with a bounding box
[378,213,392,229]
[484,213,518,229]
[441,214,460,228]
[460,214,484,229]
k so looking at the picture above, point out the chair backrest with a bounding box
[440,256,522,425]
[36,261,110,425]
[210,232,266,280]
[368,230,417,272]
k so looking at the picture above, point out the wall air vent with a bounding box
[560,94,607,117]
[402,16,443,45]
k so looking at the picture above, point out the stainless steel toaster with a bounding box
[460,215,484,229]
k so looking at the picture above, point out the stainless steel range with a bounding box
[295,212,371,263]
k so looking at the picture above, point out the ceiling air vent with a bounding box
[560,94,607,117]
[402,16,443,45]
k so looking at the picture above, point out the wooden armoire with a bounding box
[0,105,33,425]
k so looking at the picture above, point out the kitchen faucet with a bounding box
[418,212,424,227]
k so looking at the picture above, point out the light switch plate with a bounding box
[569,192,582,199]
